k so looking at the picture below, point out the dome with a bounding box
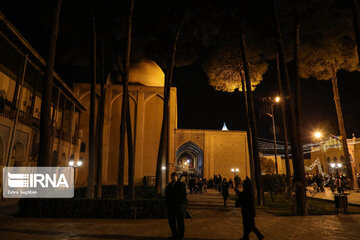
[129,60,164,87]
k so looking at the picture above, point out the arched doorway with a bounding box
[11,142,25,166]
[176,141,203,176]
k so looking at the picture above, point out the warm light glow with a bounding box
[186,159,190,163]
[330,163,336,168]
[314,131,322,139]
[337,163,342,168]
[236,168,239,172]
[69,160,74,167]
[275,96,280,103]
[161,166,166,171]
[77,160,83,167]
[231,168,235,172]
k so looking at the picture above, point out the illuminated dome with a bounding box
[108,59,165,87]
[129,60,164,87]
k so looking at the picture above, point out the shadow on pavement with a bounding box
[0,228,232,240]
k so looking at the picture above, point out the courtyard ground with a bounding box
[0,189,360,240]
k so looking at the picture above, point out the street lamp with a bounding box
[231,168,239,177]
[266,96,280,174]
[69,158,83,185]
[313,130,326,173]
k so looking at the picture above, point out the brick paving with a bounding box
[0,189,360,239]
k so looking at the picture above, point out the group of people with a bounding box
[165,172,263,240]
[305,172,352,193]
[179,173,207,194]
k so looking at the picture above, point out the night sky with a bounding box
[2,0,360,143]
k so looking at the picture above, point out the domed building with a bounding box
[73,60,251,186]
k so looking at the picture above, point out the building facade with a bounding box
[74,69,251,186]
[310,136,360,176]
[0,12,85,184]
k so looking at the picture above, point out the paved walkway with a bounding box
[0,189,360,239]
[309,187,360,205]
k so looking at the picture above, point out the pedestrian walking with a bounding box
[221,178,229,207]
[165,172,187,240]
[236,177,264,240]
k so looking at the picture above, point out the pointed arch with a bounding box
[176,141,204,176]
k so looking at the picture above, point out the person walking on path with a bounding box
[221,178,230,207]
[236,177,264,240]
[165,172,187,240]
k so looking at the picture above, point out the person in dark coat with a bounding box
[236,177,264,240]
[221,178,230,207]
[165,172,187,240]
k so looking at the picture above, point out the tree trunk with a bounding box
[240,71,257,198]
[38,0,62,166]
[96,40,105,198]
[272,0,307,215]
[155,18,184,195]
[126,99,135,199]
[87,2,96,199]
[239,0,264,206]
[331,65,354,188]
[352,0,360,65]
[276,52,291,186]
[117,0,134,199]
[293,0,307,213]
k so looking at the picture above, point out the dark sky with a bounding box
[1,0,360,143]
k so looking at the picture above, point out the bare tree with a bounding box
[116,0,134,199]
[38,0,62,166]
[239,0,265,206]
[87,0,97,199]
[155,18,184,195]
[272,0,307,215]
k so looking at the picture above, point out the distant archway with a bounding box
[176,141,203,177]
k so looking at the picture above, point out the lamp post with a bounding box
[69,157,83,186]
[266,96,280,174]
[330,162,342,176]
[313,131,326,173]
[231,168,239,177]
[161,166,166,196]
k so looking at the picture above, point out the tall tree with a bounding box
[155,17,184,194]
[38,0,62,166]
[239,0,265,206]
[272,0,307,215]
[275,52,291,186]
[352,0,360,65]
[87,0,97,199]
[240,70,257,196]
[293,0,307,214]
[299,0,358,189]
[96,40,106,198]
[116,0,134,199]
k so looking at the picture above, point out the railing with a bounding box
[0,98,16,119]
